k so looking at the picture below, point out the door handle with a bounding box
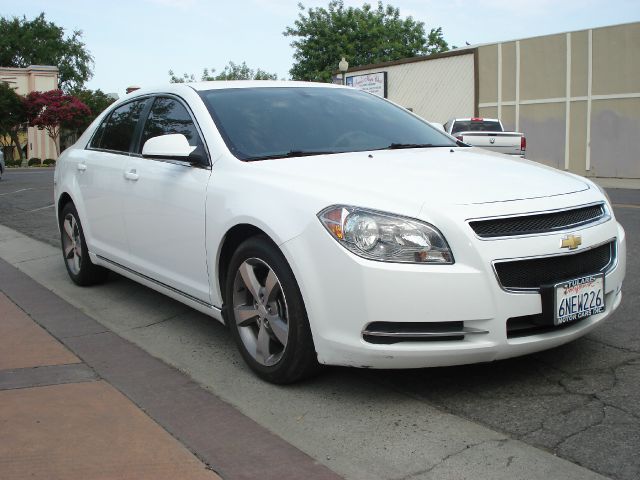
[77,163,87,172]
[124,169,139,181]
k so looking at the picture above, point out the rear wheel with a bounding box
[59,202,109,286]
[226,235,320,384]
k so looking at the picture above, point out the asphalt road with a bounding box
[1,168,639,480]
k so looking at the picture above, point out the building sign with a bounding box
[345,72,387,98]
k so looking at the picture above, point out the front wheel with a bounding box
[226,236,320,384]
[59,202,109,286]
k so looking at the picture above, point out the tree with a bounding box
[284,1,450,82]
[59,88,117,151]
[67,88,116,132]
[169,61,278,83]
[215,61,278,80]
[0,13,94,91]
[426,27,450,54]
[0,82,27,161]
[25,90,91,157]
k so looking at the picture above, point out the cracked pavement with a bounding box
[362,193,640,480]
[1,169,638,479]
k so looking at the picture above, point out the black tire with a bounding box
[225,235,321,384]
[59,202,109,286]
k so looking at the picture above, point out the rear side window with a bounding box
[451,120,502,135]
[92,99,148,153]
[139,97,202,152]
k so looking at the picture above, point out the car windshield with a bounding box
[199,87,456,161]
[451,120,502,134]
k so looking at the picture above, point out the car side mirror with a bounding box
[142,134,197,160]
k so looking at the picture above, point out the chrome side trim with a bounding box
[467,202,609,241]
[362,327,489,338]
[96,255,219,311]
[491,237,618,294]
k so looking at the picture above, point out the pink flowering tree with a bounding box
[25,89,91,157]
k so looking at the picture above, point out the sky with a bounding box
[1,0,639,97]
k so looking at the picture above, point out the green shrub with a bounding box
[28,157,42,166]
[5,159,19,167]
[43,159,56,166]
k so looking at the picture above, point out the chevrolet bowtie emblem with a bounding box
[561,234,582,250]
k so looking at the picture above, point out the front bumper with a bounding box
[281,197,626,369]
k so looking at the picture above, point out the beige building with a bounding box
[0,65,59,161]
[345,22,640,180]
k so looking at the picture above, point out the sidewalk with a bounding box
[0,259,342,480]
[0,292,220,480]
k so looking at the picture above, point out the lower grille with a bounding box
[362,321,487,344]
[494,240,615,291]
[507,313,589,338]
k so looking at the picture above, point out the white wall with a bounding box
[346,53,475,124]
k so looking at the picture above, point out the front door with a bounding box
[122,96,212,303]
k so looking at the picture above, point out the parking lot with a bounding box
[1,168,638,480]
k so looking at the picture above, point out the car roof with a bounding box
[120,81,347,104]
[187,80,343,91]
[128,80,345,97]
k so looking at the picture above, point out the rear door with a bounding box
[78,98,149,262]
[122,95,212,302]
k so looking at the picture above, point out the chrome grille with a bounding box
[362,321,488,344]
[470,204,606,238]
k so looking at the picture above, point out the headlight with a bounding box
[318,205,454,264]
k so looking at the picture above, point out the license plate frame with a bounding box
[553,273,605,326]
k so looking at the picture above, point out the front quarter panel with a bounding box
[204,155,426,308]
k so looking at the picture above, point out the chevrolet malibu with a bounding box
[54,82,626,383]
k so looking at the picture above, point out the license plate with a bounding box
[554,274,605,326]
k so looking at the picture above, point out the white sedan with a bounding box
[54,81,626,383]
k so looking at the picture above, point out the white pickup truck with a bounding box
[443,118,526,157]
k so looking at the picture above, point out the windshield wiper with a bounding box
[245,150,337,161]
[383,143,438,150]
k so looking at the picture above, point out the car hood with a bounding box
[246,147,589,207]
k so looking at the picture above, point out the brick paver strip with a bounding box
[0,363,97,390]
[0,292,79,370]
[0,257,342,480]
[0,381,219,480]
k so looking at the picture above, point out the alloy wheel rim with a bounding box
[232,257,289,367]
[62,213,82,275]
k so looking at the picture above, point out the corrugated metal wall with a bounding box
[346,53,475,124]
